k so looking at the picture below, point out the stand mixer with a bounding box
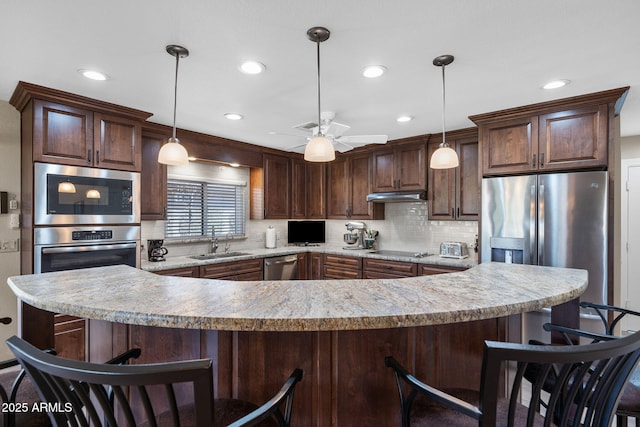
[343,221,367,249]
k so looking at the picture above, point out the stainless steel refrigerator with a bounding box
[481,171,608,343]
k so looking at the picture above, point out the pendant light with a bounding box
[158,45,190,166]
[304,27,335,162]
[429,54,459,169]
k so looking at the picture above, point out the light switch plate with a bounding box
[9,213,20,229]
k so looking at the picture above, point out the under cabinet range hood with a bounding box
[365,190,427,203]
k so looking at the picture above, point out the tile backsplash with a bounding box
[142,202,478,260]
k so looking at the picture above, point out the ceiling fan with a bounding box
[278,111,388,154]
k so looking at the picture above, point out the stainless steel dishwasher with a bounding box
[264,255,298,280]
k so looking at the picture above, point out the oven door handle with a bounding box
[41,242,137,254]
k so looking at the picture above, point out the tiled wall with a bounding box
[144,202,478,259]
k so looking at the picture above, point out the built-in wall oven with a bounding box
[34,162,140,225]
[34,226,140,274]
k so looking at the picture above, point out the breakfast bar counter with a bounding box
[7,263,586,426]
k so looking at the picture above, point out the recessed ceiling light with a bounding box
[224,113,244,120]
[543,79,570,90]
[229,162,240,168]
[362,65,387,78]
[78,69,108,81]
[396,115,413,123]
[239,61,266,75]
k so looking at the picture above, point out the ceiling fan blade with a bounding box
[336,135,388,145]
[326,121,350,138]
[333,140,355,153]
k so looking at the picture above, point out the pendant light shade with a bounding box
[158,135,189,165]
[158,45,190,166]
[430,54,459,169]
[305,135,335,162]
[304,26,335,162]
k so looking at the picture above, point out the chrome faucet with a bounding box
[224,233,233,253]
[211,226,218,253]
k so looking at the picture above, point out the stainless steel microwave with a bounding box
[34,162,140,225]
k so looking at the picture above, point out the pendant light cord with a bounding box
[316,39,323,137]
[172,52,180,140]
[441,63,447,147]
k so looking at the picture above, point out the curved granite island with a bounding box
[8,263,586,426]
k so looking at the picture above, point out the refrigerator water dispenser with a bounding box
[489,237,525,264]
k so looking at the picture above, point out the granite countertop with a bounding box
[141,245,478,272]
[7,263,586,332]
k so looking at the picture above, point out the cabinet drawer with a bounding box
[419,265,466,276]
[200,258,263,279]
[225,271,265,281]
[363,271,413,279]
[363,258,417,277]
[155,266,199,277]
[324,254,362,269]
[324,265,362,280]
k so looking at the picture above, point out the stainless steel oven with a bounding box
[34,226,140,274]
[34,162,140,225]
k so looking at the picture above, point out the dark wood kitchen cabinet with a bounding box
[428,128,479,221]
[323,254,362,279]
[327,153,384,220]
[291,158,326,219]
[470,88,629,176]
[251,153,291,219]
[53,314,86,361]
[199,258,264,281]
[297,252,308,279]
[419,264,466,276]
[154,266,199,277]
[372,139,427,192]
[141,130,169,220]
[309,252,324,280]
[362,258,417,279]
[11,82,151,172]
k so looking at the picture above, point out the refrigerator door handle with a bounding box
[530,184,537,265]
[538,183,545,266]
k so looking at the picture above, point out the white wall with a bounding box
[622,135,640,159]
[0,100,20,359]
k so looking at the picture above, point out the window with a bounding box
[165,177,246,238]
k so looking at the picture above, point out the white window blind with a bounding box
[166,178,246,238]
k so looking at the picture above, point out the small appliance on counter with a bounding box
[147,239,168,262]
[439,242,469,259]
[343,221,368,250]
[287,220,325,246]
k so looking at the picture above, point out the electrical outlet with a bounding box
[0,239,19,253]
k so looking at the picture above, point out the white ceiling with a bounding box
[2,1,640,153]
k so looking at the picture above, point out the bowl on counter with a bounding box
[343,233,358,245]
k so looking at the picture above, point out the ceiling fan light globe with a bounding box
[304,135,335,162]
[430,145,459,169]
[158,138,189,166]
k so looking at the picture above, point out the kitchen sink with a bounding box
[189,252,250,260]
[367,250,430,258]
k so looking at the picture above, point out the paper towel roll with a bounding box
[265,226,276,248]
